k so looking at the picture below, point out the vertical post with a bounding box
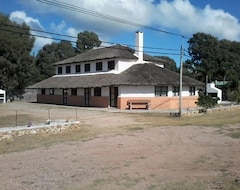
[179,38,184,117]
[16,111,18,126]
[48,108,51,124]
[75,107,78,121]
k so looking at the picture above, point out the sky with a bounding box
[0,0,240,66]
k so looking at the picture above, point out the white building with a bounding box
[0,89,6,103]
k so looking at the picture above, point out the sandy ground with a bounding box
[0,103,240,189]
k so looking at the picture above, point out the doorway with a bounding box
[84,88,91,106]
[110,86,118,107]
[63,89,68,105]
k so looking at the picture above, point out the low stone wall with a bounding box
[206,105,240,114]
[0,121,80,141]
[182,104,240,117]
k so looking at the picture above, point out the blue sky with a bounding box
[1,0,240,66]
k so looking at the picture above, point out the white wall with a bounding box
[102,87,109,96]
[119,85,198,97]
[117,59,137,73]
[54,89,62,95]
[0,89,6,103]
[119,86,154,97]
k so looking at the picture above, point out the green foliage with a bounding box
[76,31,101,53]
[155,56,178,72]
[196,92,217,109]
[187,32,240,100]
[35,40,76,80]
[0,13,36,97]
[187,32,219,83]
[233,88,240,104]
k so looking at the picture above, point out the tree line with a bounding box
[1,12,240,102]
[184,32,240,100]
[0,13,101,97]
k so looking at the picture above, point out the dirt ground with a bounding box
[0,103,239,189]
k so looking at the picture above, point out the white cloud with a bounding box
[155,0,240,40]
[9,11,53,54]
[17,0,240,42]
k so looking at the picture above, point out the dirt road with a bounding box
[0,124,239,189]
[0,103,240,190]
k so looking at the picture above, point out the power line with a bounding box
[36,0,189,39]
[0,27,182,56]
[0,23,181,52]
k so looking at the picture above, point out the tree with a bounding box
[35,40,76,80]
[76,31,101,53]
[187,32,219,86]
[0,13,36,97]
[155,56,178,72]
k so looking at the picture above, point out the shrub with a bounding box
[196,93,217,109]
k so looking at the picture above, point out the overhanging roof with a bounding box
[53,45,166,66]
[29,63,204,89]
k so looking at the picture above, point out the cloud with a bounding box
[17,0,240,42]
[9,11,53,54]
[155,0,240,40]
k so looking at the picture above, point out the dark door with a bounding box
[84,88,91,106]
[63,89,68,105]
[110,87,118,107]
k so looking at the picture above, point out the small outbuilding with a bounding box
[207,83,222,103]
[0,89,6,103]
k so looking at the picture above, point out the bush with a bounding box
[196,94,217,109]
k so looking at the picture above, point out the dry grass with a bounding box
[0,102,240,155]
[132,109,240,127]
[1,103,240,190]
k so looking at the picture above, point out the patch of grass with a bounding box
[149,180,207,190]
[228,131,240,138]
[0,125,100,154]
[132,109,240,127]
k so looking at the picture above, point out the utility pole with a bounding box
[179,40,184,117]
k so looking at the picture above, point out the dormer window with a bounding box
[75,65,81,73]
[108,61,115,70]
[58,67,62,74]
[96,62,102,71]
[85,64,90,72]
[66,66,71,74]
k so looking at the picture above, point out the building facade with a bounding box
[30,32,203,110]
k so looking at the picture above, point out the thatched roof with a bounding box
[29,63,203,89]
[53,45,166,66]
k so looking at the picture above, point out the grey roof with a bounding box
[53,45,166,66]
[29,63,203,89]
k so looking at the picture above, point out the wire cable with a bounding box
[36,0,189,39]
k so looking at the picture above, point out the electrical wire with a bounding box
[36,0,189,39]
[0,23,181,53]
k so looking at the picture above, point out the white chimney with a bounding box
[135,31,143,62]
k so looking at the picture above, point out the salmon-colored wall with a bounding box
[37,94,63,104]
[38,94,198,110]
[118,96,198,110]
[90,96,109,107]
[68,96,84,106]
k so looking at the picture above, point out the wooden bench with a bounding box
[127,100,150,110]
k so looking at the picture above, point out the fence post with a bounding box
[16,111,18,127]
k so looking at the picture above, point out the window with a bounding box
[189,86,195,96]
[71,88,77,96]
[58,67,62,74]
[96,62,102,71]
[85,63,90,72]
[75,65,81,73]
[108,61,115,70]
[66,66,71,74]
[94,87,101,96]
[49,88,54,95]
[173,86,179,96]
[155,86,168,96]
[41,89,46,95]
